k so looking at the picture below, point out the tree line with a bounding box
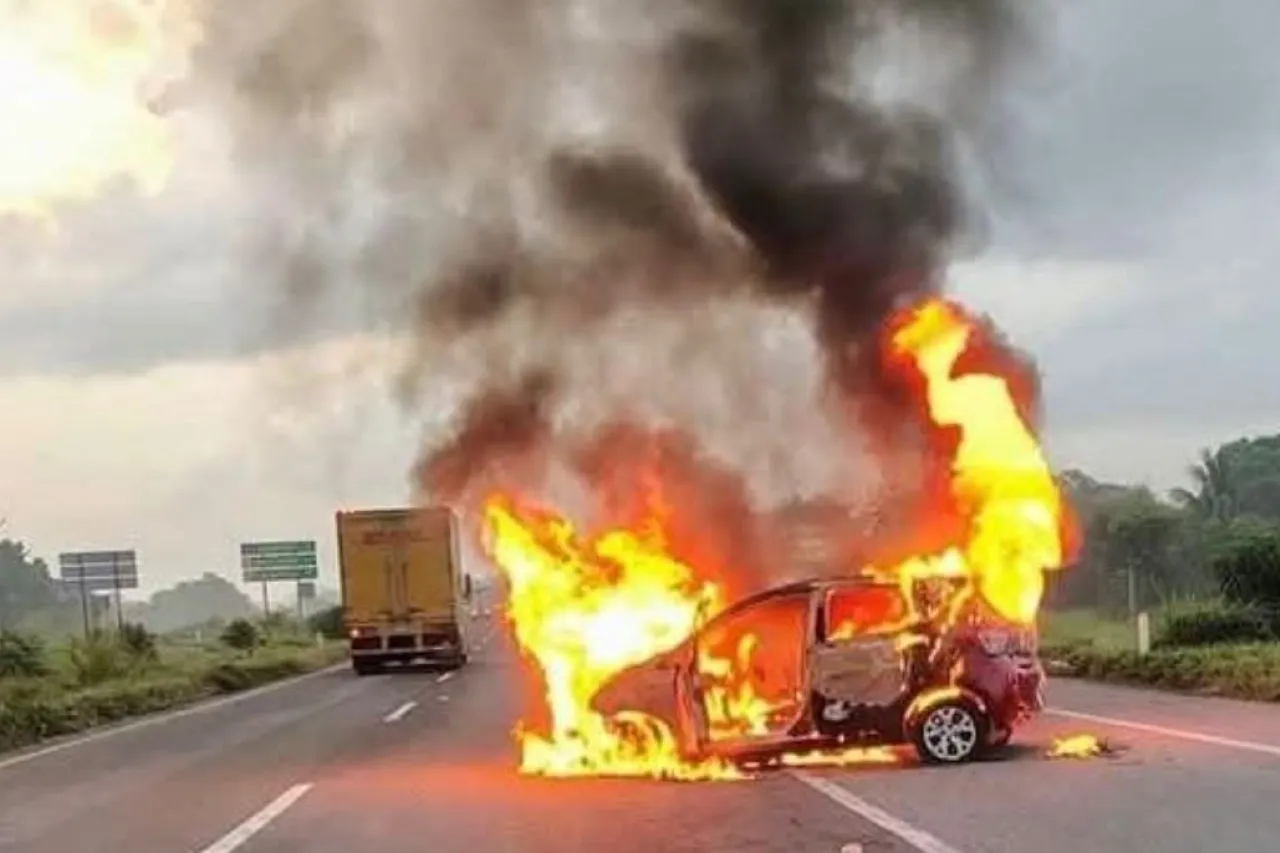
[1049,434,1280,616]
[0,547,263,636]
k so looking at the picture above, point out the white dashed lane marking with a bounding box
[195,783,313,853]
[383,701,417,724]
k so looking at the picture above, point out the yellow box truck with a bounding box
[335,505,473,675]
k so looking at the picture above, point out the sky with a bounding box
[0,0,1277,595]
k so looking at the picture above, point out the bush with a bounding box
[0,631,49,678]
[1212,523,1280,607]
[1042,640,1280,702]
[0,676,203,751]
[0,640,345,753]
[202,662,252,693]
[259,611,300,635]
[202,653,310,694]
[67,636,131,686]
[220,619,260,652]
[119,622,158,661]
[1156,599,1274,648]
[308,605,344,640]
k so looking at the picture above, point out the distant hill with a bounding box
[130,572,256,633]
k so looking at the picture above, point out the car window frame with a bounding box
[818,582,912,644]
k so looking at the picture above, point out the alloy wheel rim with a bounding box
[922,705,978,760]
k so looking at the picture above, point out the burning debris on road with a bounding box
[1047,734,1115,760]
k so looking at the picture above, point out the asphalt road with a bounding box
[2,628,1279,853]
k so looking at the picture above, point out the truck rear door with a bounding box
[337,511,396,624]
[401,508,458,623]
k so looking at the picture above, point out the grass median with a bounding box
[0,632,347,754]
[1040,608,1280,702]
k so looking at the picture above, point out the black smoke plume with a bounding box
[194,0,1031,531]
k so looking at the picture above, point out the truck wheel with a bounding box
[908,696,988,765]
[352,658,381,676]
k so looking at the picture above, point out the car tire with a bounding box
[909,696,989,765]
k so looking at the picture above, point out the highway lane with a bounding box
[4,633,1280,852]
[0,631,913,853]
[802,678,1280,853]
[0,662,436,851]
[248,638,915,853]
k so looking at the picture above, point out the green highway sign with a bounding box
[240,540,318,582]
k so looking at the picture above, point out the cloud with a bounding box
[986,0,1280,257]
[0,334,416,593]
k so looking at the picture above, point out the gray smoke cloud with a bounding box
[186,0,1032,571]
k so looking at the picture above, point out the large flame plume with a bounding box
[0,0,202,220]
[483,296,1071,779]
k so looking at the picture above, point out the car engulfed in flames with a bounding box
[592,575,1045,769]
[481,296,1075,780]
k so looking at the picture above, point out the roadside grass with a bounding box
[1041,606,1280,702]
[1042,641,1280,702]
[0,632,346,754]
[1040,609,1138,651]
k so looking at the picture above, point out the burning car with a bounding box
[593,575,1044,767]
[482,299,1070,779]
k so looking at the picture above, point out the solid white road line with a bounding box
[196,783,313,853]
[383,701,417,723]
[436,671,456,684]
[790,771,965,853]
[1049,708,1280,758]
[0,663,348,774]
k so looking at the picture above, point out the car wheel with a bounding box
[910,697,988,765]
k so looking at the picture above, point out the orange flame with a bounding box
[874,298,1068,625]
[0,1,202,220]
[483,496,739,779]
[1047,733,1107,759]
[482,296,1071,779]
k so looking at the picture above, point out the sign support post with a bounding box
[78,569,90,639]
[59,550,139,640]
[112,552,124,633]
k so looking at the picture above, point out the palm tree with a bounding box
[1170,447,1237,522]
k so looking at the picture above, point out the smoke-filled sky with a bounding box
[1,0,1277,594]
